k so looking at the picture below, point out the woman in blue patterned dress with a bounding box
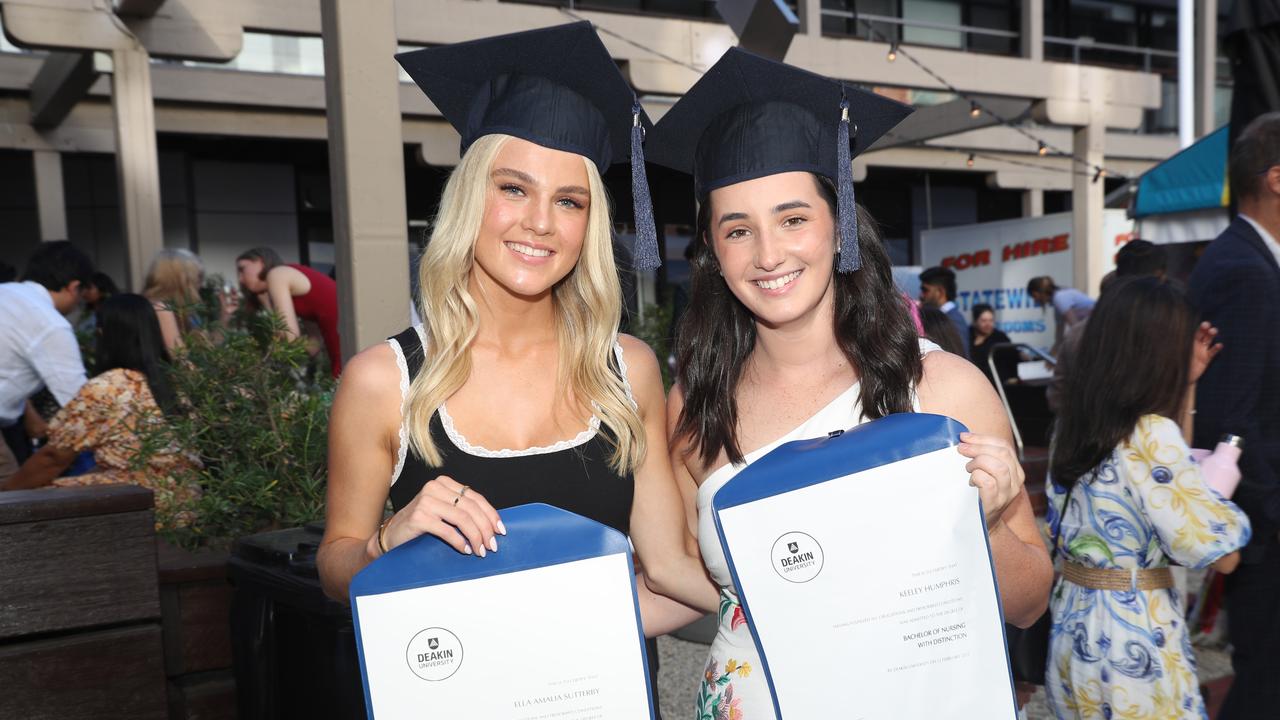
[1046,277,1251,719]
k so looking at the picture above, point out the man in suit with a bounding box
[919,266,969,354]
[1189,111,1280,720]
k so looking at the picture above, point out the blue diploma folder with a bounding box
[350,502,654,719]
[712,413,1017,718]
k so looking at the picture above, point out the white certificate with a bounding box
[350,503,653,720]
[713,414,1017,719]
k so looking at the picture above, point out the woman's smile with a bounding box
[504,240,555,262]
[753,269,803,294]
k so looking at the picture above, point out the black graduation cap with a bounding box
[396,22,660,269]
[648,48,913,272]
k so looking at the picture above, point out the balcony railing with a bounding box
[821,8,1019,55]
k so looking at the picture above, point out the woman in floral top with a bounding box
[4,294,199,529]
[1047,277,1250,719]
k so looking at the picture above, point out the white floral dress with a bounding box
[1045,415,1251,719]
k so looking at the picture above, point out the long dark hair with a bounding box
[673,174,923,466]
[96,294,178,416]
[1049,277,1197,487]
[920,306,966,356]
[237,247,284,312]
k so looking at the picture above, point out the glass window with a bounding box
[902,0,962,49]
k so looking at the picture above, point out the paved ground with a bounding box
[654,619,1234,719]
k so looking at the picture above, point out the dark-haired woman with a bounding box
[236,247,342,377]
[969,303,1015,385]
[3,294,199,530]
[920,304,968,356]
[648,50,1053,716]
[1045,277,1249,719]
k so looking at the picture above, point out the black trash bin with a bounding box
[228,523,366,719]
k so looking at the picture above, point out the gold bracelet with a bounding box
[377,515,393,556]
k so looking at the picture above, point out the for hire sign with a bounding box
[920,211,1135,351]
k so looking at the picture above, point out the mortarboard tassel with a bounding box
[836,96,862,273]
[631,100,661,270]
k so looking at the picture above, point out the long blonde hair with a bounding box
[405,133,645,473]
[143,248,204,306]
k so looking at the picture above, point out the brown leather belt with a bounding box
[1062,561,1175,591]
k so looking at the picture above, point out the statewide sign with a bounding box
[920,211,1134,351]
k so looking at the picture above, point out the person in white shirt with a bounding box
[0,241,93,480]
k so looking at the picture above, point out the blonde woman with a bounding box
[317,23,717,644]
[142,248,204,352]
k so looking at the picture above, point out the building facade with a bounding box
[0,0,1229,325]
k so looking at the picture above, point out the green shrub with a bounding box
[138,308,334,549]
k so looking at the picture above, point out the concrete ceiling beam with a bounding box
[114,0,167,18]
[29,50,107,128]
[870,95,1033,151]
[0,0,242,61]
[224,0,1163,128]
[0,1,137,52]
[121,0,242,61]
[923,125,1179,161]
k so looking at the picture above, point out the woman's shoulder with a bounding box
[615,333,658,374]
[615,333,662,405]
[1132,414,1184,445]
[90,367,143,387]
[917,347,1008,434]
[76,368,143,403]
[339,342,403,400]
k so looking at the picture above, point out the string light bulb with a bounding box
[1037,141,1048,156]
[887,43,898,62]
[969,102,981,118]
[966,153,975,167]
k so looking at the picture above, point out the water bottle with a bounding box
[1199,434,1244,499]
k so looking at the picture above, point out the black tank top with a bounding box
[384,326,636,535]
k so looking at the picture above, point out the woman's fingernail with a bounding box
[463,543,473,555]
[496,521,508,535]
[476,544,486,558]
[488,537,498,553]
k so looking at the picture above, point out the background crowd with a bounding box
[1,107,1276,720]
[0,241,340,532]
[910,112,1279,720]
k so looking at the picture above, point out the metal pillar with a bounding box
[33,149,68,241]
[320,0,411,360]
[1071,99,1106,296]
[111,45,164,291]
[1195,0,1219,137]
[1022,188,1044,218]
[1177,0,1194,147]
[1020,0,1043,61]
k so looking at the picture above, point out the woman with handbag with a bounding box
[1046,277,1250,719]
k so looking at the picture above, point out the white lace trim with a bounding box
[414,323,428,352]
[612,339,638,410]
[387,338,411,486]
[438,402,599,458]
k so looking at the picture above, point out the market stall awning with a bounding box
[1133,125,1229,218]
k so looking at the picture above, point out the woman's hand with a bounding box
[1189,321,1222,384]
[957,432,1025,530]
[369,475,505,559]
